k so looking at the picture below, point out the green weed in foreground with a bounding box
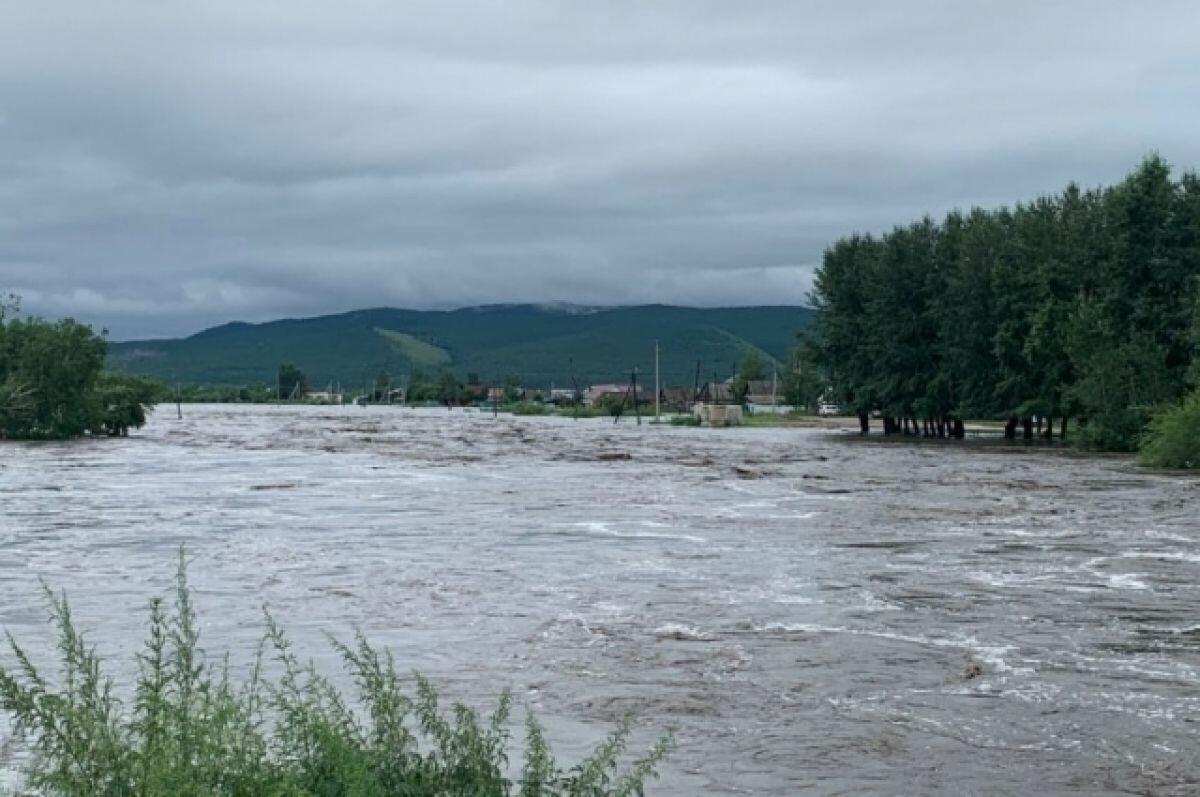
[0,556,672,796]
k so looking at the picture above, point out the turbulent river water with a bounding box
[2,404,1199,795]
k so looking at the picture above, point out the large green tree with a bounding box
[810,155,1200,449]
[0,300,158,439]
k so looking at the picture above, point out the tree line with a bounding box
[0,295,159,439]
[808,155,1200,449]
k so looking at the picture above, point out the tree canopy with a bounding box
[809,155,1200,448]
[0,299,159,439]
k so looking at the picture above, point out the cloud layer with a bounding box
[3,1,1198,338]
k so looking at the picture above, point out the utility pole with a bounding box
[654,341,660,421]
[632,367,641,426]
[569,358,580,421]
[175,383,182,420]
[772,364,778,410]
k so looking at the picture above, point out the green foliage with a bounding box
[0,554,673,796]
[278,363,308,400]
[668,414,700,426]
[510,402,548,416]
[736,349,766,381]
[405,369,473,405]
[107,305,811,389]
[0,316,107,438]
[1138,391,1200,468]
[782,344,824,412]
[175,384,276,403]
[809,155,1200,449]
[91,373,162,436]
[0,307,159,440]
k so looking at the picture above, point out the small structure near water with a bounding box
[694,403,742,427]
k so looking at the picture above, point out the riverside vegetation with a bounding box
[0,295,158,439]
[0,555,672,797]
[809,155,1200,466]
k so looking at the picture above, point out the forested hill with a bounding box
[108,304,811,388]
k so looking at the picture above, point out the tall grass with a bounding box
[0,554,672,796]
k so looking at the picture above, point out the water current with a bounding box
[2,404,1198,794]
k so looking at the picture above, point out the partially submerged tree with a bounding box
[0,295,158,439]
[277,362,308,400]
[809,155,1200,449]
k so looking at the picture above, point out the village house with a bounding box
[584,383,643,406]
[743,379,781,407]
[657,387,695,413]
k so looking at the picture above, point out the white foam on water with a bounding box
[1106,572,1150,590]
[568,521,706,544]
[752,622,1026,674]
[653,622,715,641]
[1120,550,1200,564]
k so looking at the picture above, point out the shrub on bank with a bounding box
[0,556,672,796]
[1138,391,1200,469]
[1073,407,1151,452]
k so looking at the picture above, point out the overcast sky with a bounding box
[2,2,1198,339]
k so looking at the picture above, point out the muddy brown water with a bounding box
[2,404,1198,795]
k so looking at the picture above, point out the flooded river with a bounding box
[2,404,1198,794]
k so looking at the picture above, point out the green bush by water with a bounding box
[1138,391,1200,469]
[0,555,672,796]
[668,415,700,427]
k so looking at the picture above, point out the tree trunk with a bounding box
[1022,416,1033,440]
[858,411,869,435]
[954,418,965,439]
[1004,416,1018,440]
[1060,416,1068,439]
[1042,416,1054,440]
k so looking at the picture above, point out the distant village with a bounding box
[289,374,837,427]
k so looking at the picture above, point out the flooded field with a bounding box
[2,404,1198,795]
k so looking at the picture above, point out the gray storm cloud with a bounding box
[2,1,1198,338]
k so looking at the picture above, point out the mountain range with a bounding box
[108,304,812,388]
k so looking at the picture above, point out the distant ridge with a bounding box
[108,304,811,387]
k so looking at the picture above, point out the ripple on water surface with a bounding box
[1,404,1199,795]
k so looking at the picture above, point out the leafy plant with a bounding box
[809,155,1200,449]
[0,553,673,796]
[1138,391,1200,469]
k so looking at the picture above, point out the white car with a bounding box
[817,402,840,417]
